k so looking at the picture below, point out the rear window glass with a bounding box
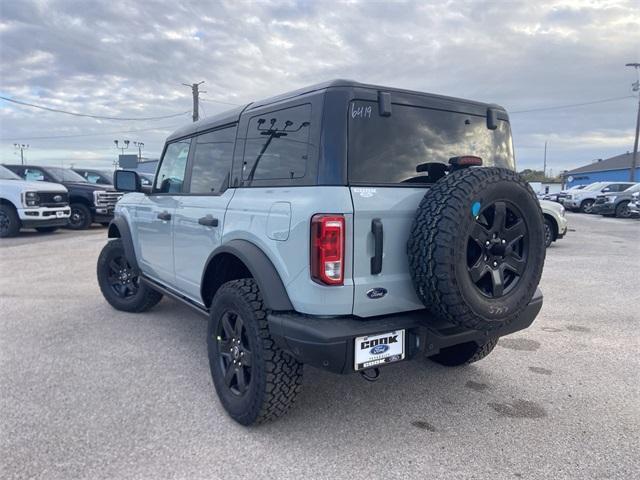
[348,101,515,185]
[242,104,311,182]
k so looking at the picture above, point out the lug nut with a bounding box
[493,261,498,267]
[501,239,506,244]
[485,241,490,246]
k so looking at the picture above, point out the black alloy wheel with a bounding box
[68,203,92,229]
[106,254,139,298]
[216,310,253,396]
[466,201,528,298]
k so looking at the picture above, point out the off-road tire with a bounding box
[97,239,162,312]
[408,167,545,331]
[68,203,92,230]
[615,201,631,218]
[35,227,58,233]
[207,279,303,426]
[580,199,594,214]
[0,204,20,238]
[428,338,498,366]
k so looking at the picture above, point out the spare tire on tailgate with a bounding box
[407,167,545,331]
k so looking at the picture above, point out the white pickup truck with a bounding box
[0,165,70,237]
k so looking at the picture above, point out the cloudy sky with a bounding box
[1,0,639,175]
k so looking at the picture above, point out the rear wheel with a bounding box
[208,279,303,425]
[408,167,545,331]
[580,199,594,214]
[615,201,631,218]
[68,203,92,230]
[429,338,498,366]
[0,204,21,238]
[97,239,162,312]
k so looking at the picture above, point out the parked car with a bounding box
[563,181,636,213]
[3,164,123,229]
[73,168,114,186]
[539,200,568,248]
[96,80,547,425]
[592,183,640,218]
[627,191,640,217]
[547,184,586,203]
[0,164,70,237]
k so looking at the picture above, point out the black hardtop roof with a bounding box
[166,79,506,142]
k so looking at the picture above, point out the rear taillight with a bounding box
[310,214,345,285]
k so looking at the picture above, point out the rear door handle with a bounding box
[157,211,172,221]
[198,215,219,227]
[371,218,383,275]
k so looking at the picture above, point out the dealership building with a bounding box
[562,152,639,188]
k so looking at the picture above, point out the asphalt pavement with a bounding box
[1,214,639,479]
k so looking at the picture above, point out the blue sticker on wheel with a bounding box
[471,201,481,217]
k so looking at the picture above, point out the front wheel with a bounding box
[428,338,498,366]
[97,239,162,312]
[543,218,555,248]
[615,201,631,218]
[208,279,303,425]
[68,203,92,230]
[0,204,21,238]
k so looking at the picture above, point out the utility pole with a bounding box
[543,141,547,179]
[626,63,640,181]
[133,141,144,161]
[182,81,205,122]
[13,143,29,165]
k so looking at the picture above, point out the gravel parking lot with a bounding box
[1,213,639,480]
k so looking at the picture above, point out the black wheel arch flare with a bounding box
[201,240,294,312]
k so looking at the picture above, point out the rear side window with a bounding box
[24,167,47,182]
[242,104,311,182]
[348,101,515,185]
[188,127,236,194]
[154,140,190,193]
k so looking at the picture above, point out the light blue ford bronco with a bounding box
[98,80,546,425]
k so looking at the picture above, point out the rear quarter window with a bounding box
[242,104,312,182]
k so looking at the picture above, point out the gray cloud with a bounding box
[0,0,639,174]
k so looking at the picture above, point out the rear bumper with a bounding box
[268,288,543,374]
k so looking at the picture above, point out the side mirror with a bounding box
[114,170,141,192]
[602,187,611,193]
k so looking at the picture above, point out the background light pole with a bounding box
[13,143,29,165]
[626,63,640,181]
[133,141,144,161]
[113,139,130,155]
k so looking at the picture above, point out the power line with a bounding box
[510,95,634,114]
[199,97,243,106]
[1,123,183,141]
[0,95,190,121]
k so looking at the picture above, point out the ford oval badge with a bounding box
[366,287,387,299]
[370,344,389,355]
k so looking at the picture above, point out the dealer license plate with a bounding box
[56,211,65,218]
[354,330,405,371]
